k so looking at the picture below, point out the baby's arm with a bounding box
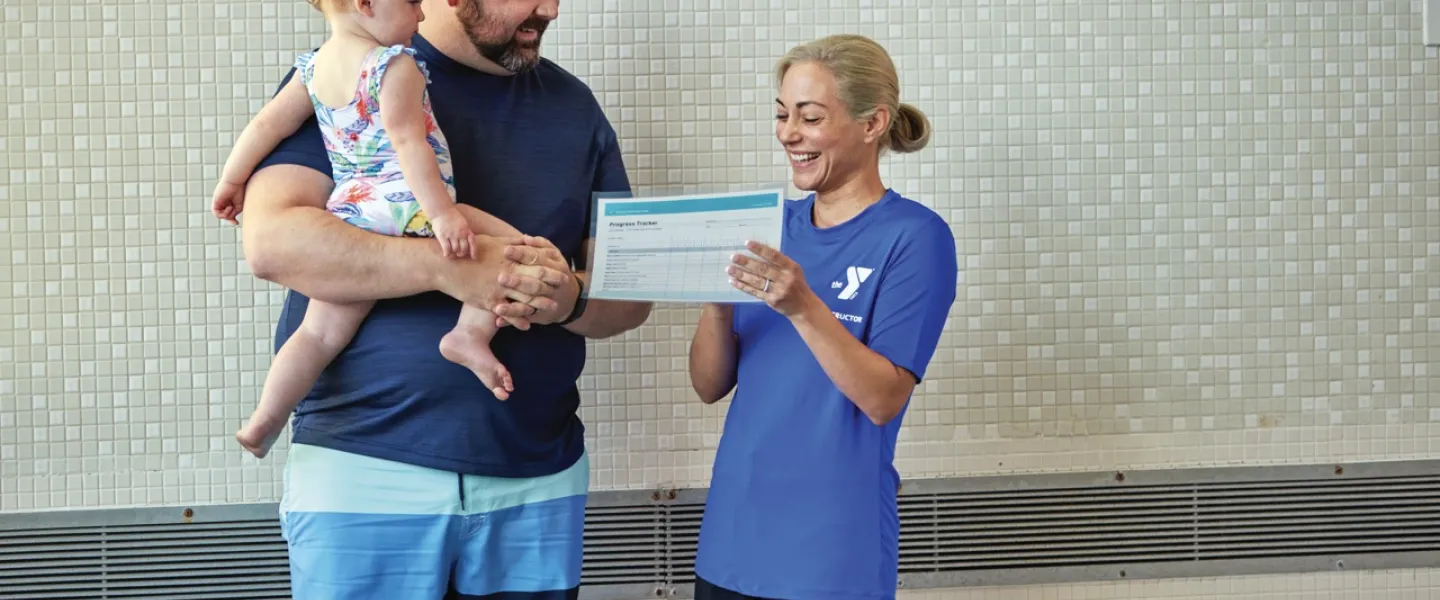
[212,76,315,223]
[379,54,487,259]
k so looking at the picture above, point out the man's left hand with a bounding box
[495,235,579,325]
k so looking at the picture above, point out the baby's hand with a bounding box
[430,213,475,260]
[211,181,244,225]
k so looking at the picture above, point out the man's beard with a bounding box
[458,0,547,73]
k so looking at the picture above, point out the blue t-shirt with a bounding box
[253,35,630,478]
[694,190,958,600]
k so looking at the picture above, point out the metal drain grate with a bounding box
[2,461,1438,599]
[0,518,291,600]
[582,496,704,593]
[898,475,1440,572]
[892,461,1440,588]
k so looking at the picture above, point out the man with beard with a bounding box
[236,1,651,598]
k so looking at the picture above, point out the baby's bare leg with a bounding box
[452,204,547,331]
[439,303,513,400]
[238,299,375,457]
[434,205,521,399]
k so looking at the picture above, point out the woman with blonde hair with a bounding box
[688,34,958,600]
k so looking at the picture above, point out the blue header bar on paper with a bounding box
[591,190,633,237]
[602,191,780,217]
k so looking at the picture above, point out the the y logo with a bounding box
[837,266,874,300]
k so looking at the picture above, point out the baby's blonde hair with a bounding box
[306,0,347,14]
[776,34,931,154]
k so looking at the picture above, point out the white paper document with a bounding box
[587,189,786,303]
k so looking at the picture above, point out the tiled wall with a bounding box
[2,0,1438,596]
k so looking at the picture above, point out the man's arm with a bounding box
[562,238,652,339]
[242,165,558,321]
[492,235,651,339]
[242,164,436,302]
[490,113,651,336]
[234,65,567,325]
[563,118,653,338]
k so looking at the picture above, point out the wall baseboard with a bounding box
[4,460,1439,599]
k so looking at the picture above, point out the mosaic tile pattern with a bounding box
[4,0,1438,596]
[1,0,1437,548]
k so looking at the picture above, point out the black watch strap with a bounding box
[558,273,587,325]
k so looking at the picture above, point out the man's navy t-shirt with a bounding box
[253,35,630,478]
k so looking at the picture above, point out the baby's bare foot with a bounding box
[440,329,514,400]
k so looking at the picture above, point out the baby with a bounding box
[211,0,520,458]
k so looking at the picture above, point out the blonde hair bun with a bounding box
[890,102,931,154]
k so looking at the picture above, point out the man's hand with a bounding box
[498,236,651,339]
[434,235,560,330]
[495,235,579,325]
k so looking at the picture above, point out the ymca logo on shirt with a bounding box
[832,266,875,300]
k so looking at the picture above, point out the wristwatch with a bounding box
[558,273,587,325]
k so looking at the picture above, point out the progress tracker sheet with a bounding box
[587,189,786,303]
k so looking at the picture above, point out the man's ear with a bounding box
[863,106,892,146]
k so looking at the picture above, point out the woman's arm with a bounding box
[688,304,740,403]
[726,242,912,422]
[727,228,958,425]
[704,260,912,418]
[787,299,917,424]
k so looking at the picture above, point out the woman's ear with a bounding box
[863,106,892,146]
